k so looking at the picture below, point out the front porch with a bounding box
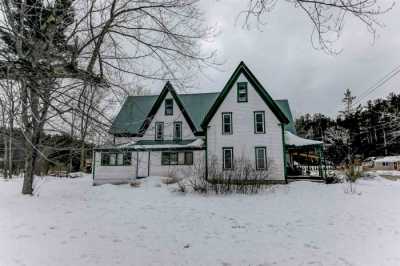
[284,131,330,181]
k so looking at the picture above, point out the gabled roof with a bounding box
[109,95,158,136]
[138,81,199,136]
[275,99,296,134]
[110,62,295,137]
[201,62,289,129]
[109,84,219,136]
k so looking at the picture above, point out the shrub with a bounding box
[174,181,187,193]
[325,173,341,184]
[129,180,141,187]
[344,164,363,193]
[188,156,273,194]
[161,176,180,185]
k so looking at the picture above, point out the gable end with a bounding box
[201,62,289,129]
[138,82,199,136]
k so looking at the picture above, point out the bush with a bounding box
[161,176,180,185]
[173,181,187,193]
[129,180,141,187]
[344,164,363,194]
[187,156,274,194]
[345,165,363,183]
[325,173,341,184]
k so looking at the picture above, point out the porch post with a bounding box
[318,145,323,178]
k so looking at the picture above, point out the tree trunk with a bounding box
[22,141,34,195]
[8,106,13,179]
[80,143,85,172]
[3,134,8,179]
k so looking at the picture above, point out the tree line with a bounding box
[0,127,93,177]
[295,92,400,165]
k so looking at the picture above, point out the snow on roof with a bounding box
[375,156,400,163]
[132,139,204,149]
[285,131,323,147]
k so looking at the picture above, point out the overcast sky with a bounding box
[186,0,400,118]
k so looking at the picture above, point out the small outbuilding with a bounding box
[371,156,400,171]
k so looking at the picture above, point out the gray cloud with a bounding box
[192,0,400,118]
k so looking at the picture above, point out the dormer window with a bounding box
[237,82,248,102]
[165,99,173,115]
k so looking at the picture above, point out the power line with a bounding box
[351,64,400,108]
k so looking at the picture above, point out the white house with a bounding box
[93,62,316,185]
[369,156,400,171]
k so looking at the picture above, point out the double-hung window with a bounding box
[222,112,233,135]
[165,99,173,115]
[254,111,265,134]
[255,147,267,170]
[223,147,234,170]
[237,82,248,102]
[162,151,193,165]
[101,152,132,166]
[173,121,182,141]
[155,122,164,140]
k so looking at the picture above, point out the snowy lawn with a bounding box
[1,175,400,266]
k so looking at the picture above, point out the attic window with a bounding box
[237,82,248,102]
[165,99,173,115]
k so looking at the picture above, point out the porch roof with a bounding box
[95,139,205,151]
[285,131,323,148]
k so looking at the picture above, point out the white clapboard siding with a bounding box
[206,73,285,180]
[147,150,204,178]
[93,150,205,184]
[141,92,195,141]
[93,152,136,185]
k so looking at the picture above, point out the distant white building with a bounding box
[369,156,400,171]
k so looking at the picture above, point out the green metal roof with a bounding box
[109,93,219,136]
[275,99,296,134]
[179,92,219,130]
[110,95,158,136]
[110,92,296,136]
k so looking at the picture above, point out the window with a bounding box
[155,122,164,140]
[255,147,267,170]
[223,147,233,170]
[170,152,178,165]
[109,154,116,165]
[237,82,248,102]
[101,152,131,166]
[117,153,123,165]
[254,111,265,134]
[173,122,182,141]
[161,152,170,165]
[222,112,233,135]
[161,151,193,165]
[101,153,110,166]
[165,99,173,115]
[184,152,193,165]
[162,152,178,165]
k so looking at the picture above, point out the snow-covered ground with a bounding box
[1,174,400,266]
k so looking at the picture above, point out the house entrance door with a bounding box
[394,162,398,170]
[136,151,149,178]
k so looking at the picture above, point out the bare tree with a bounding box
[0,80,19,179]
[0,0,215,194]
[242,0,394,53]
